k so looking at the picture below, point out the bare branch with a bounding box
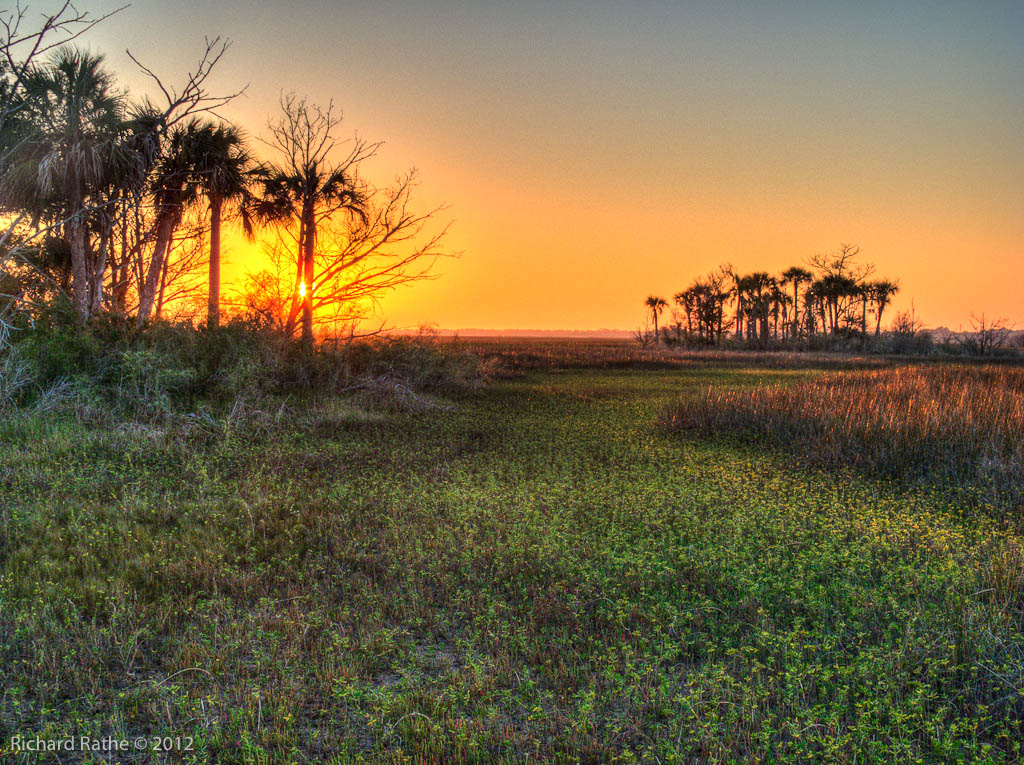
[126,36,247,127]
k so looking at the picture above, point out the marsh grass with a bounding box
[664,365,1024,514]
[2,362,1023,761]
[458,336,896,374]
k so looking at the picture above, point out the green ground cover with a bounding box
[1,366,1021,762]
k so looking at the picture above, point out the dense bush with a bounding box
[0,319,488,422]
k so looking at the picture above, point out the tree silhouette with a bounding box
[769,279,788,340]
[674,289,694,336]
[186,121,255,328]
[137,118,208,326]
[868,279,899,336]
[12,49,130,322]
[253,95,374,344]
[727,267,745,340]
[645,295,667,342]
[652,245,903,351]
[741,272,774,347]
[781,266,812,339]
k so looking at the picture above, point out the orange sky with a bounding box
[89,1,1022,330]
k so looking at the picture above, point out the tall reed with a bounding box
[664,365,1024,513]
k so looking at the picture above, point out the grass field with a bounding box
[2,356,1022,762]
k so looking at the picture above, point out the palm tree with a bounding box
[254,160,366,344]
[804,284,819,337]
[645,295,667,343]
[808,280,829,336]
[136,119,206,326]
[187,122,255,328]
[673,289,693,336]
[728,268,745,340]
[857,283,872,348]
[12,49,129,322]
[769,280,789,340]
[742,273,774,347]
[781,266,812,340]
[869,280,899,335]
[816,273,859,335]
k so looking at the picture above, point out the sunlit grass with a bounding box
[663,365,1024,517]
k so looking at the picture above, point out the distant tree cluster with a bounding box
[643,244,901,349]
[0,3,444,346]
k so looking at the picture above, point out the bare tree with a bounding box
[152,211,207,319]
[249,95,379,343]
[310,174,447,320]
[246,95,448,341]
[890,301,923,336]
[966,314,1013,356]
[807,243,875,336]
[126,36,245,129]
[241,170,449,336]
[633,316,655,349]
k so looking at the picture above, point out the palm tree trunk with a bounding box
[300,204,316,346]
[156,245,170,318]
[67,199,90,324]
[207,195,222,328]
[90,227,109,316]
[137,211,177,327]
[860,298,868,349]
[792,283,800,338]
[284,216,307,339]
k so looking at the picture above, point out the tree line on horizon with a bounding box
[0,3,443,348]
[642,244,905,349]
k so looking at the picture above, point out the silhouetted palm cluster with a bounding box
[648,245,900,348]
[0,43,267,327]
[0,36,381,343]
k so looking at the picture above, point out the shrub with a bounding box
[116,349,196,419]
[3,320,488,422]
[346,334,486,394]
[0,348,33,411]
[14,325,110,387]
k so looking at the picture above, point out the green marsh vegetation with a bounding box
[1,335,1022,762]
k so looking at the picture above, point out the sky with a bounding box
[85,0,1023,331]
